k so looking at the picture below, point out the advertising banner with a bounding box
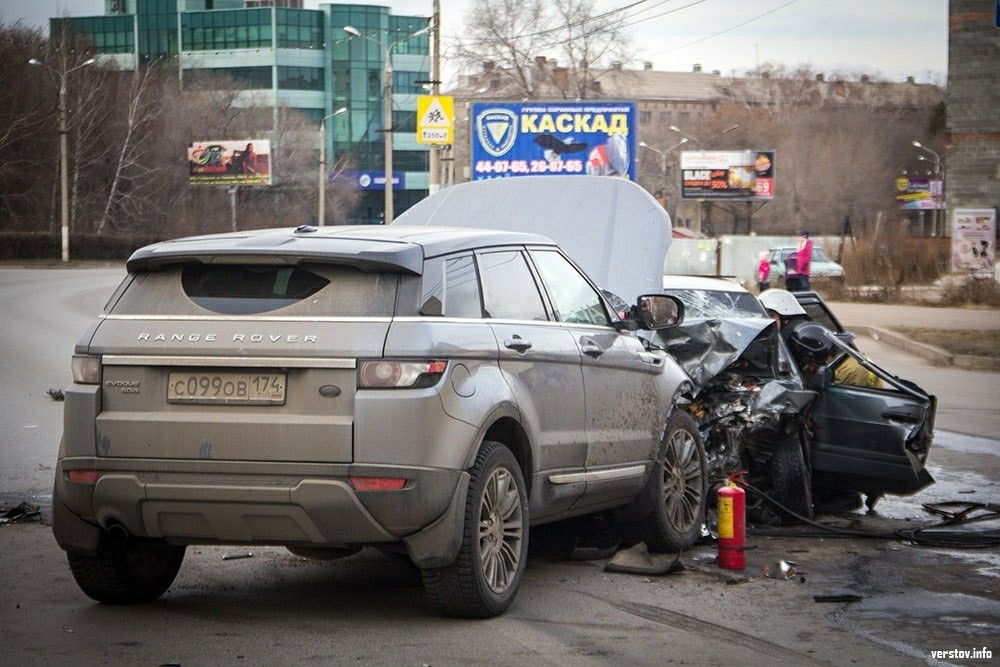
[188,140,271,186]
[679,150,775,200]
[470,102,637,180]
[952,208,996,274]
[332,171,405,191]
[896,177,944,210]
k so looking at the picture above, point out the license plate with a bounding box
[167,371,286,405]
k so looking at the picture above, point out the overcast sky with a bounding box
[1,0,948,85]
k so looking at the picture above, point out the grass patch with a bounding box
[893,326,1000,358]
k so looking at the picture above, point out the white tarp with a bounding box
[394,175,671,303]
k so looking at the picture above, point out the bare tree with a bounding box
[455,0,634,99]
[0,22,62,232]
[702,65,941,235]
[94,62,165,234]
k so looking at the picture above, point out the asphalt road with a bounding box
[1,268,998,666]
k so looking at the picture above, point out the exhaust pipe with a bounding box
[107,522,130,541]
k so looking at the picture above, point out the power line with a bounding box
[647,0,802,57]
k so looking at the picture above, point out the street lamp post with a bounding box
[639,138,688,176]
[913,140,944,236]
[29,55,95,262]
[638,138,687,208]
[669,123,739,148]
[343,24,430,225]
[318,107,347,226]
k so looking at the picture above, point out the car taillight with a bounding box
[350,476,407,492]
[71,355,101,384]
[67,469,99,484]
[358,360,447,389]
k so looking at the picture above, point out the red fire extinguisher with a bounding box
[717,481,746,570]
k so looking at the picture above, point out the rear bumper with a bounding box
[53,458,463,557]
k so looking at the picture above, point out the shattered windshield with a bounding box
[668,289,768,320]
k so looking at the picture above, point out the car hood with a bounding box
[395,176,671,305]
[652,317,774,386]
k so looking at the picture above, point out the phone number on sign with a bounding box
[474,159,585,175]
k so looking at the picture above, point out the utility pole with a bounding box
[429,0,441,195]
[29,55,95,262]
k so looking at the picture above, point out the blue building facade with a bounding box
[53,1,431,223]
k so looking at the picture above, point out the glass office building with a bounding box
[52,1,432,223]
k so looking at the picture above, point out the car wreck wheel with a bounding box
[625,412,707,552]
[421,441,528,618]
[67,531,185,604]
[769,435,814,521]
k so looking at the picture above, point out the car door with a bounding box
[528,248,673,510]
[476,248,589,519]
[808,336,935,497]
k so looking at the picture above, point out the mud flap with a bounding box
[404,471,470,568]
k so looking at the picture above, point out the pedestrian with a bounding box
[796,229,813,291]
[783,249,802,291]
[755,251,771,292]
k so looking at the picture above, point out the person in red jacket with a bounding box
[755,251,771,292]
[796,230,813,291]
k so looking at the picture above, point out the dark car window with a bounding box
[479,251,548,321]
[530,250,610,326]
[668,289,767,319]
[445,255,484,318]
[112,263,397,316]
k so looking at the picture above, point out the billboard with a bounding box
[188,140,271,186]
[895,177,944,210]
[952,208,996,274]
[470,102,637,180]
[680,150,775,200]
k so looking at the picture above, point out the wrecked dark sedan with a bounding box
[652,276,935,519]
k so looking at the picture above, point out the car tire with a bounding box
[421,441,528,618]
[624,412,707,552]
[769,435,814,521]
[67,532,185,604]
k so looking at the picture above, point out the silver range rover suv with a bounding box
[53,225,704,618]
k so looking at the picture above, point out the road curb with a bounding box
[848,324,1000,372]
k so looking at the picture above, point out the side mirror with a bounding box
[634,294,684,330]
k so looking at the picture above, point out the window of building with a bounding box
[276,8,324,49]
[394,150,429,171]
[55,15,135,55]
[392,110,417,133]
[389,16,430,55]
[639,111,651,125]
[182,9,272,51]
[184,66,273,91]
[392,71,430,93]
[278,66,324,91]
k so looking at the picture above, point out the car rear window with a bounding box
[111,263,398,317]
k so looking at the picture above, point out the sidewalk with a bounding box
[827,301,1000,371]
[826,302,1000,331]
